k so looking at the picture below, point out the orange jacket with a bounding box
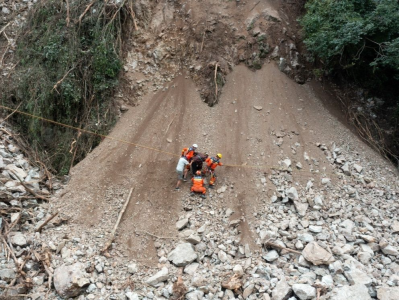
[182,147,196,161]
[191,175,204,188]
[206,157,223,170]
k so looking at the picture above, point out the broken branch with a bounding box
[102,188,134,253]
[35,211,59,232]
[265,239,302,254]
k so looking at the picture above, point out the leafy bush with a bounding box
[300,0,399,95]
[3,0,132,174]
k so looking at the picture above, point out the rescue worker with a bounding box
[205,153,223,188]
[190,170,206,199]
[175,156,190,190]
[181,144,198,180]
[191,152,208,175]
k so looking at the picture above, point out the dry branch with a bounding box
[35,211,59,232]
[78,1,96,24]
[265,239,302,254]
[134,230,175,239]
[52,66,76,93]
[10,171,50,201]
[102,188,134,253]
[214,63,219,97]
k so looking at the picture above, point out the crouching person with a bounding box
[190,171,206,199]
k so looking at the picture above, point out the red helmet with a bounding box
[196,171,201,175]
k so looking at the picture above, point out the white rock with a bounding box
[126,292,140,300]
[176,218,189,230]
[309,226,322,233]
[254,105,263,111]
[292,284,316,300]
[353,164,363,173]
[264,250,279,262]
[272,277,292,300]
[5,165,27,180]
[382,245,399,256]
[54,263,90,298]
[168,243,198,267]
[302,242,335,265]
[330,284,371,300]
[377,287,399,300]
[145,267,168,286]
[286,187,299,200]
[233,265,244,276]
[127,263,138,274]
[10,232,27,247]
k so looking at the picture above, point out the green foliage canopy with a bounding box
[300,0,399,87]
[4,0,128,174]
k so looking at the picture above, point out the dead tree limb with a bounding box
[265,239,302,254]
[134,230,175,239]
[10,171,50,201]
[35,212,59,232]
[78,1,96,24]
[129,0,138,31]
[101,188,134,253]
[2,102,22,123]
[52,66,76,93]
[214,63,219,98]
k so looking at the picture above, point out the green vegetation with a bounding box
[3,0,133,174]
[301,0,399,94]
[301,0,399,159]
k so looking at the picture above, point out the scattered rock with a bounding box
[145,267,169,287]
[168,243,198,267]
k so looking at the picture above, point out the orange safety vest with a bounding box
[206,157,222,170]
[191,175,204,188]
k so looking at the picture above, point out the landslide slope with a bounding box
[54,61,396,263]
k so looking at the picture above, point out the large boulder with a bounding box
[302,242,335,265]
[292,284,316,300]
[54,263,90,298]
[272,277,292,300]
[330,284,371,300]
[168,243,197,267]
[377,287,399,300]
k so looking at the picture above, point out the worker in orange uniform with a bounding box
[190,171,206,199]
[205,153,223,188]
[181,144,198,181]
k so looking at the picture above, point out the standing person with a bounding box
[205,153,223,188]
[191,152,208,175]
[190,171,206,199]
[181,144,198,180]
[175,156,189,190]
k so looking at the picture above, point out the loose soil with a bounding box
[55,62,396,265]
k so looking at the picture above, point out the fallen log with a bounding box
[35,211,59,232]
[101,188,134,254]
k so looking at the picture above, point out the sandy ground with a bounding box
[55,61,396,265]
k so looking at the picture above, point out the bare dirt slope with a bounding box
[54,61,394,265]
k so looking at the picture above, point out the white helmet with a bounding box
[193,144,198,148]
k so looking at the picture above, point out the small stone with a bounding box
[254,106,263,111]
[382,245,399,256]
[176,218,189,230]
[330,284,371,300]
[309,226,322,233]
[292,284,316,300]
[145,267,168,287]
[10,232,27,247]
[272,277,292,300]
[168,243,198,267]
[302,242,335,265]
[263,250,279,262]
[233,265,244,276]
[377,287,399,300]
[243,283,255,299]
[127,263,138,274]
[286,187,299,200]
[353,164,363,173]
[125,291,140,300]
